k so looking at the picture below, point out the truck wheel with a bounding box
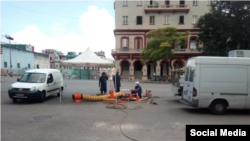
[209,100,227,115]
[12,98,17,103]
[39,92,45,103]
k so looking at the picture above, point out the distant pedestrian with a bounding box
[99,72,107,94]
[113,71,121,92]
[7,70,10,77]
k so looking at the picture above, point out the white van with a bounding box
[8,69,64,103]
[180,57,250,115]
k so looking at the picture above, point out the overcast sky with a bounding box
[1,0,115,58]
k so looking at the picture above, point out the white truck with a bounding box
[171,67,185,96]
[180,56,250,115]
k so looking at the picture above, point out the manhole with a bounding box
[33,116,51,120]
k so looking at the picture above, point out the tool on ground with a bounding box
[73,92,81,103]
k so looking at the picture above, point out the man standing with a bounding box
[131,81,142,99]
[113,71,121,92]
[99,72,107,94]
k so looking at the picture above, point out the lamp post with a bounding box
[5,35,14,77]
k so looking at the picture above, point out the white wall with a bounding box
[34,53,50,69]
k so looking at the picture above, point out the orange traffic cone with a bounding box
[136,93,140,102]
[129,93,134,99]
[110,89,114,99]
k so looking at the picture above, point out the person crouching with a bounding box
[130,81,142,99]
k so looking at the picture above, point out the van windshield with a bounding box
[19,73,46,83]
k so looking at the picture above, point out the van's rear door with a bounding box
[183,59,196,102]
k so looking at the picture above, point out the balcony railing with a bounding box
[144,4,190,13]
[112,48,201,54]
[112,49,142,53]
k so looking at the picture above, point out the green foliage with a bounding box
[141,27,188,64]
[196,1,250,56]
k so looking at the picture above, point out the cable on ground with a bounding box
[106,103,142,141]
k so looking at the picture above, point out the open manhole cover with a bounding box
[33,116,51,120]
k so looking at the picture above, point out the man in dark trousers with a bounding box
[131,81,142,99]
[99,72,108,94]
[113,71,121,92]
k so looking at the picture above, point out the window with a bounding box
[207,0,211,5]
[180,0,185,5]
[123,0,128,5]
[193,0,198,5]
[192,15,198,23]
[137,16,142,24]
[37,64,39,69]
[165,0,170,5]
[164,15,169,24]
[47,74,54,83]
[123,16,128,24]
[50,57,52,60]
[138,0,142,5]
[17,63,20,68]
[185,67,189,81]
[150,0,155,5]
[147,36,153,43]
[122,38,128,49]
[135,38,142,49]
[150,16,155,24]
[4,62,7,68]
[28,64,30,69]
[190,38,197,49]
[179,16,184,24]
[189,67,195,82]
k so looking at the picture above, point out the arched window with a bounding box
[189,36,198,49]
[134,37,143,49]
[121,37,129,49]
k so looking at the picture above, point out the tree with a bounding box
[196,1,250,56]
[141,27,188,69]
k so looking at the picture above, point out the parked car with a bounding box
[180,56,250,115]
[8,69,64,103]
[171,67,185,96]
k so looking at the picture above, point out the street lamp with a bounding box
[5,35,14,77]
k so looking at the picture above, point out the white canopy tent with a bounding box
[59,48,117,103]
[60,48,114,68]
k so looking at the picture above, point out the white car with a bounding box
[8,69,64,103]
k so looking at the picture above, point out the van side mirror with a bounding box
[17,78,20,82]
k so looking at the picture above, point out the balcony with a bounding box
[144,4,190,13]
[112,48,201,54]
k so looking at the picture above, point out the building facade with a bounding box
[42,49,61,69]
[33,52,50,69]
[66,52,77,60]
[1,46,34,75]
[112,0,211,80]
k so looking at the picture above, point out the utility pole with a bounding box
[5,35,14,77]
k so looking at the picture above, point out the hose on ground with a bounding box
[106,103,142,141]
[72,92,124,101]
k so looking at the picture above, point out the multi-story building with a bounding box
[42,49,61,68]
[112,0,211,80]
